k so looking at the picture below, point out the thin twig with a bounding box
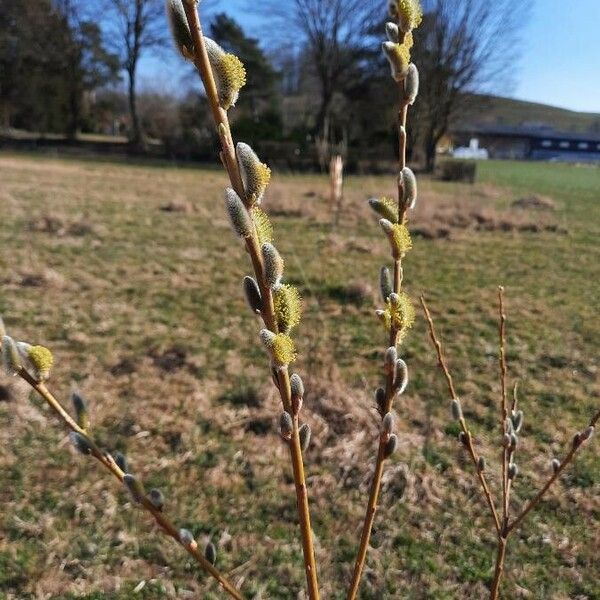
[507,406,600,535]
[420,296,501,534]
[17,368,244,600]
[498,286,509,530]
[181,3,320,597]
[490,536,507,600]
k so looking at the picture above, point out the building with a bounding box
[452,124,600,162]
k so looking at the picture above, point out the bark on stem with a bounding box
[181,3,320,597]
[346,83,410,600]
[420,296,502,534]
[17,368,244,600]
[490,536,507,600]
[498,287,510,530]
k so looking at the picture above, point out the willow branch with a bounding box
[181,3,320,597]
[498,286,510,529]
[346,77,410,600]
[420,296,501,534]
[489,536,507,600]
[16,367,244,600]
[507,407,600,535]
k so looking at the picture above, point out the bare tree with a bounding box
[411,0,530,171]
[259,0,375,164]
[102,0,166,146]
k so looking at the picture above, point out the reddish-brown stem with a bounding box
[490,536,507,600]
[17,368,244,600]
[420,296,501,534]
[507,406,600,535]
[498,286,509,529]
[181,3,320,597]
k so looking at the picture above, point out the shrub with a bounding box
[437,158,478,183]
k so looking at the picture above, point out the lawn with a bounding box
[0,153,598,599]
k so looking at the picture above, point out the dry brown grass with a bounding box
[0,153,598,599]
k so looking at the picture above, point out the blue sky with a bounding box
[141,0,600,113]
[514,0,600,112]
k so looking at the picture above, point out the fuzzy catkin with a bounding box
[401,167,417,208]
[262,243,284,287]
[204,38,246,109]
[166,0,194,59]
[225,188,253,238]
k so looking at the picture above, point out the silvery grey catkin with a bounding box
[385,21,400,42]
[280,411,293,439]
[225,188,253,238]
[2,335,21,375]
[393,359,408,394]
[299,423,311,452]
[114,452,128,473]
[71,392,89,430]
[179,528,195,546]
[205,542,217,565]
[404,64,419,105]
[262,243,284,287]
[401,167,417,209]
[451,399,463,421]
[380,266,393,301]
[69,432,92,455]
[290,373,305,400]
[382,412,394,435]
[384,434,398,458]
[385,346,397,372]
[511,410,523,433]
[165,0,194,59]
[149,488,165,511]
[243,276,263,314]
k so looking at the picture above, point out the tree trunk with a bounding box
[67,76,80,140]
[424,134,437,173]
[127,66,142,148]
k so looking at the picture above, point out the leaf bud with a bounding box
[384,433,398,458]
[299,423,311,452]
[243,276,263,314]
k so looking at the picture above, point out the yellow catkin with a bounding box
[251,207,273,245]
[27,345,54,378]
[381,197,399,222]
[271,333,297,364]
[383,41,411,80]
[205,38,246,109]
[391,223,413,256]
[396,0,423,31]
[382,292,415,336]
[274,285,302,333]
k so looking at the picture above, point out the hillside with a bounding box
[457,94,600,133]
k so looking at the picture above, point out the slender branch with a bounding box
[490,536,507,600]
[420,295,501,534]
[507,406,600,535]
[498,286,509,529]
[181,3,320,597]
[16,368,244,600]
[346,76,410,600]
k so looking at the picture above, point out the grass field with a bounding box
[0,153,598,599]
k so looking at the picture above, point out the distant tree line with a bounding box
[0,0,528,170]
